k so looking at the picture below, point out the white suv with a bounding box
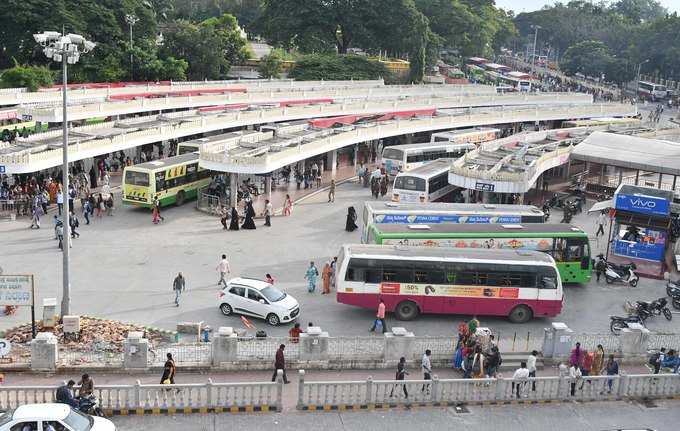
[0,404,115,431]
[218,277,300,326]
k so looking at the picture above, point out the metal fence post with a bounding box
[296,370,305,410]
[366,376,374,406]
[134,380,141,410]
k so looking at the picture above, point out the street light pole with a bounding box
[34,31,95,317]
[126,15,139,80]
[531,25,541,75]
[635,59,650,101]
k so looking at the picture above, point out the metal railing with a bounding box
[0,378,284,413]
[149,343,212,367]
[296,370,680,410]
[58,347,124,368]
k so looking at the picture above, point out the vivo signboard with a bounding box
[614,193,670,217]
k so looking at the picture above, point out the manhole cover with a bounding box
[453,404,471,414]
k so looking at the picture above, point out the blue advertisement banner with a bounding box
[613,239,665,262]
[375,214,522,224]
[614,193,670,217]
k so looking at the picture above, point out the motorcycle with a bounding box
[666,280,680,310]
[610,313,647,335]
[596,254,638,287]
[78,394,105,417]
[624,297,672,321]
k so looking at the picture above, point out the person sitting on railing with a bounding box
[661,349,680,373]
[56,380,79,408]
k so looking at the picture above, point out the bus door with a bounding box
[553,237,590,283]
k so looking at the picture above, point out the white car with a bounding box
[0,404,115,431]
[218,277,300,326]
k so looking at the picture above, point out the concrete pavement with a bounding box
[110,399,680,430]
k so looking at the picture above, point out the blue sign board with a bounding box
[376,214,521,224]
[613,239,665,262]
[0,166,5,174]
[614,193,670,217]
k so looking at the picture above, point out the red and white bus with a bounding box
[335,245,563,323]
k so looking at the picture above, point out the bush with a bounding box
[289,54,390,81]
[258,52,284,79]
[0,65,54,91]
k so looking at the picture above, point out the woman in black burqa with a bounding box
[229,207,240,231]
[241,200,256,229]
[345,206,358,232]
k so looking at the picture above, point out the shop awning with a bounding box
[588,199,613,213]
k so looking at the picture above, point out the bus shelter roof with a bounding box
[571,131,680,176]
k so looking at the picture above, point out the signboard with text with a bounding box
[475,182,495,192]
[375,214,521,224]
[614,193,670,217]
[0,275,34,306]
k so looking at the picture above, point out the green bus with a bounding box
[366,223,592,284]
[122,153,212,208]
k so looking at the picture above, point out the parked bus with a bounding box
[392,159,459,204]
[335,245,563,323]
[499,75,531,92]
[638,81,667,101]
[122,153,212,208]
[365,223,592,284]
[562,117,641,128]
[361,201,545,243]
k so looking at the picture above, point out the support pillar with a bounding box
[229,173,238,208]
[384,327,415,361]
[353,145,358,170]
[658,173,663,189]
[211,327,238,366]
[618,168,623,186]
[265,175,272,202]
[635,170,640,185]
[673,175,677,191]
[329,149,338,180]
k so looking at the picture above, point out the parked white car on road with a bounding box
[0,404,115,431]
[218,277,300,326]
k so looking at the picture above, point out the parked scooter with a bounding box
[610,313,647,335]
[596,254,639,287]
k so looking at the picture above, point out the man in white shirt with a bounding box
[527,350,538,391]
[263,199,273,227]
[421,349,432,394]
[216,254,231,288]
[596,212,607,237]
[512,361,530,399]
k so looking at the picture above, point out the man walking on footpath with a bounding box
[421,349,432,394]
[369,298,387,333]
[263,199,273,227]
[596,211,607,237]
[161,353,176,384]
[512,362,530,399]
[272,344,290,383]
[216,254,231,288]
[527,350,538,391]
[328,179,336,203]
[173,272,186,307]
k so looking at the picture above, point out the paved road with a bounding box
[1,182,678,339]
[111,399,680,431]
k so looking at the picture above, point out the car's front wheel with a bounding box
[267,313,281,326]
[220,303,233,316]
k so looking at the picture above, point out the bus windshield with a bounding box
[382,148,404,161]
[125,170,150,187]
[394,176,425,191]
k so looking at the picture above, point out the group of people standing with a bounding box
[303,257,338,294]
[562,342,618,395]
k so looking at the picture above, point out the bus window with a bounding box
[414,262,447,284]
[539,276,557,289]
[428,173,449,194]
[382,148,404,161]
[394,176,425,191]
[565,238,585,261]
[346,258,382,283]
[125,170,150,187]
[186,163,198,182]
[155,172,166,190]
[382,261,413,283]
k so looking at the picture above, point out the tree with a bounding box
[560,40,612,78]
[258,51,283,78]
[162,13,248,80]
[611,0,667,24]
[289,54,389,81]
[0,65,54,91]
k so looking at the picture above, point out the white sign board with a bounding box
[0,275,33,306]
[0,338,11,356]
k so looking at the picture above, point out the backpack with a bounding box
[648,352,661,366]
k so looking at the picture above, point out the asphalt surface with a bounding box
[1,181,678,340]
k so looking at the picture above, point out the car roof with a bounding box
[228,277,271,290]
[13,403,69,420]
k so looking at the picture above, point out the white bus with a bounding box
[382,128,499,176]
[360,201,545,243]
[392,159,458,204]
[638,81,667,101]
[503,73,532,92]
[335,245,563,323]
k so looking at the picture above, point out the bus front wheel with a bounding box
[395,301,419,321]
[176,191,185,206]
[508,305,533,324]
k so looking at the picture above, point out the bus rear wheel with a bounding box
[176,191,185,206]
[395,301,419,321]
[508,305,533,324]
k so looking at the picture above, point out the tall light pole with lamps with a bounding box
[126,14,139,79]
[531,25,541,75]
[635,59,650,102]
[33,31,95,317]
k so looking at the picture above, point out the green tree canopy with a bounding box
[289,54,389,81]
[258,51,284,79]
[0,65,54,91]
[560,40,612,78]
